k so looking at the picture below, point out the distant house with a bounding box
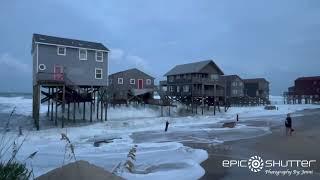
[243,78,269,99]
[221,75,244,98]
[162,60,225,104]
[108,68,155,102]
[294,76,320,96]
[284,76,320,104]
[32,34,109,86]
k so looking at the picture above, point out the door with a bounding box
[54,65,64,81]
[138,79,143,89]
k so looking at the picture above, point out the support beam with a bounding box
[67,103,70,121]
[100,101,103,121]
[73,102,76,123]
[47,88,50,117]
[61,85,65,128]
[83,101,86,121]
[51,88,54,121]
[55,95,58,126]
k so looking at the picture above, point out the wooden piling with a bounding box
[83,102,86,121]
[51,88,54,121]
[67,103,70,121]
[73,102,76,123]
[97,92,99,120]
[100,101,103,121]
[47,88,50,117]
[61,85,65,128]
[55,95,58,126]
[90,102,93,122]
[104,102,108,121]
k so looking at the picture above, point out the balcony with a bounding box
[166,89,224,97]
[36,72,65,84]
[167,77,225,87]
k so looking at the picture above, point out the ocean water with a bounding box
[0,93,36,131]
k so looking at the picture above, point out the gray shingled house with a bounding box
[162,60,226,108]
[32,34,109,86]
[32,34,109,129]
[222,75,244,97]
[108,68,155,104]
[243,78,270,104]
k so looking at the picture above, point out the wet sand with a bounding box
[187,108,320,180]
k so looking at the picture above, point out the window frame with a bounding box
[79,48,87,60]
[96,51,103,62]
[118,78,123,84]
[130,79,135,85]
[57,46,66,56]
[146,79,151,85]
[95,68,103,79]
[38,64,46,71]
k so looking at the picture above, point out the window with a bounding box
[109,79,112,84]
[146,79,151,85]
[162,86,167,92]
[95,68,102,79]
[232,81,237,87]
[96,51,103,62]
[176,75,180,79]
[57,47,66,56]
[183,85,189,92]
[79,49,87,60]
[177,86,180,92]
[38,64,46,71]
[130,79,135,84]
[232,89,238,95]
[118,78,123,84]
[169,86,174,92]
[169,76,174,82]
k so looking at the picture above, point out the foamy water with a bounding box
[1,95,319,179]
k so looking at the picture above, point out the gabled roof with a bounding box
[221,75,243,81]
[164,60,224,76]
[33,34,109,51]
[243,78,269,83]
[296,76,320,81]
[109,68,155,79]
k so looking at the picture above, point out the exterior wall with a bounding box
[109,69,154,99]
[225,77,244,97]
[35,44,108,86]
[295,79,320,95]
[32,44,38,86]
[199,64,220,74]
[244,80,269,98]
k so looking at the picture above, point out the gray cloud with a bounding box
[1,0,320,94]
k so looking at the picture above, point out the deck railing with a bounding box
[36,72,65,82]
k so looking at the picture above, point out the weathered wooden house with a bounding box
[108,68,155,104]
[161,60,225,111]
[32,33,109,129]
[284,76,320,104]
[243,78,270,104]
[222,75,244,97]
[221,75,245,105]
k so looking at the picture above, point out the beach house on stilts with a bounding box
[31,34,109,130]
[160,60,226,115]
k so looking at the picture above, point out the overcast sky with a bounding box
[1,0,320,95]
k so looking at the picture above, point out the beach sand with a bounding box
[188,108,320,180]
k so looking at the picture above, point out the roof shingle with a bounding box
[164,60,224,76]
[33,34,109,51]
